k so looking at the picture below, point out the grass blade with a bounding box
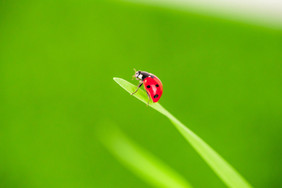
[113,77,252,188]
[99,123,192,188]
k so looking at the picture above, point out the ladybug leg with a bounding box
[131,82,143,95]
[146,91,151,106]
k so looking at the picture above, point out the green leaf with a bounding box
[113,77,252,188]
[99,123,192,188]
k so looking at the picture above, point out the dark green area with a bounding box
[1,1,281,187]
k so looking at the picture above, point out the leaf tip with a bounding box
[113,77,120,83]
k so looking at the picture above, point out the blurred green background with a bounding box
[1,0,282,187]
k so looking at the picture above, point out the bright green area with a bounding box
[114,77,251,188]
[0,1,281,187]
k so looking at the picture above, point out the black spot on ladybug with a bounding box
[156,84,159,87]
[154,94,159,99]
[147,85,151,88]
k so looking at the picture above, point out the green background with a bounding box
[1,1,281,187]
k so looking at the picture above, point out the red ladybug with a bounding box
[132,70,163,104]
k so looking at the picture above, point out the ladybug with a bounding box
[132,70,163,105]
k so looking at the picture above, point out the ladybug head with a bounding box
[133,70,143,80]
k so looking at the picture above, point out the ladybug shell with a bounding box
[143,76,163,103]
